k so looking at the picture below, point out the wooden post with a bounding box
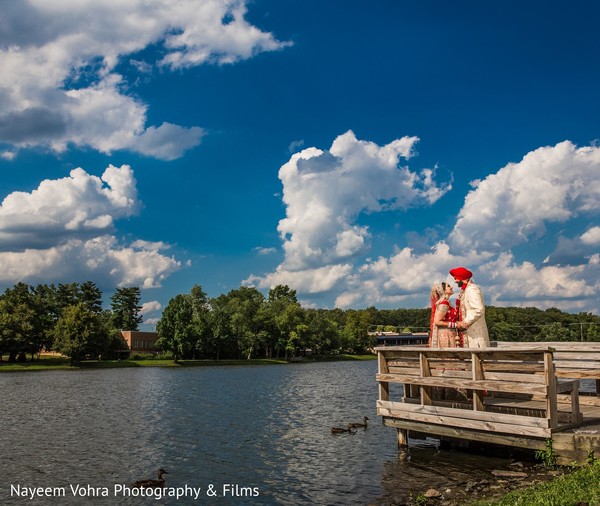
[544,350,558,428]
[472,352,485,411]
[419,352,432,405]
[397,428,408,448]
[378,350,390,402]
[570,381,582,423]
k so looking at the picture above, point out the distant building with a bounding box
[371,331,429,347]
[120,331,160,354]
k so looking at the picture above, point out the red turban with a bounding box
[449,266,473,281]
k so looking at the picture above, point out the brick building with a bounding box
[120,331,160,354]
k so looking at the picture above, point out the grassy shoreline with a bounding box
[466,460,600,506]
[0,353,376,372]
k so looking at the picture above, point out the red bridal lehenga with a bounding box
[429,290,468,401]
[429,298,460,348]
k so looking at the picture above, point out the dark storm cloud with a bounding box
[0,108,68,143]
[0,0,55,47]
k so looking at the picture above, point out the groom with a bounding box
[449,267,489,348]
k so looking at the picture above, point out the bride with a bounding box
[429,281,461,348]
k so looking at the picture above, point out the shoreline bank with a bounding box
[0,353,376,372]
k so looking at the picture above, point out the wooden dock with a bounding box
[376,344,600,464]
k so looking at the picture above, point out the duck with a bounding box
[331,424,356,434]
[132,468,168,488]
[349,416,369,429]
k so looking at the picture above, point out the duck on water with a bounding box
[331,424,356,434]
[132,469,168,488]
[349,416,369,429]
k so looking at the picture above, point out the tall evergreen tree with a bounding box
[110,287,143,330]
[55,283,81,313]
[80,281,103,313]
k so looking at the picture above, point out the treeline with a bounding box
[0,282,142,363]
[2,280,600,364]
[369,305,600,342]
[156,285,374,360]
[155,284,600,360]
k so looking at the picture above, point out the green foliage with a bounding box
[52,303,110,364]
[110,287,143,331]
[156,285,214,361]
[0,281,124,362]
[0,283,50,361]
[0,295,35,362]
[79,281,103,313]
[472,460,600,506]
[535,439,557,468]
[156,293,196,361]
[2,279,600,365]
[537,322,578,342]
[266,285,305,358]
[414,493,428,506]
[585,323,600,341]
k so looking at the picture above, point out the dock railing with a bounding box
[376,346,583,447]
[491,341,600,402]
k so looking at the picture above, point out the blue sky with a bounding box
[1,0,600,327]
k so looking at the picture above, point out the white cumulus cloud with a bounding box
[247,130,451,295]
[0,165,182,289]
[141,300,162,315]
[449,141,600,254]
[0,0,288,159]
[481,252,599,311]
[250,139,600,314]
[581,226,600,245]
[0,164,139,250]
[0,236,181,290]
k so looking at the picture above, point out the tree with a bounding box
[490,322,523,342]
[30,283,60,354]
[52,303,109,364]
[341,310,372,353]
[110,287,143,331]
[189,285,212,357]
[156,294,195,361]
[224,287,267,359]
[0,287,36,362]
[0,283,56,361]
[537,322,578,342]
[586,324,600,342]
[80,281,103,313]
[98,309,128,358]
[305,310,340,354]
[156,285,214,361]
[266,285,305,358]
[207,297,236,360]
[55,283,81,313]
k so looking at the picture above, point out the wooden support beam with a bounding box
[419,352,432,406]
[544,351,558,428]
[397,428,408,449]
[472,352,485,411]
[377,350,390,402]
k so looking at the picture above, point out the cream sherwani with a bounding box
[459,280,489,348]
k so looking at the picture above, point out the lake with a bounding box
[1,360,523,505]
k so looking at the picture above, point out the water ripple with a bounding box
[1,361,521,505]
